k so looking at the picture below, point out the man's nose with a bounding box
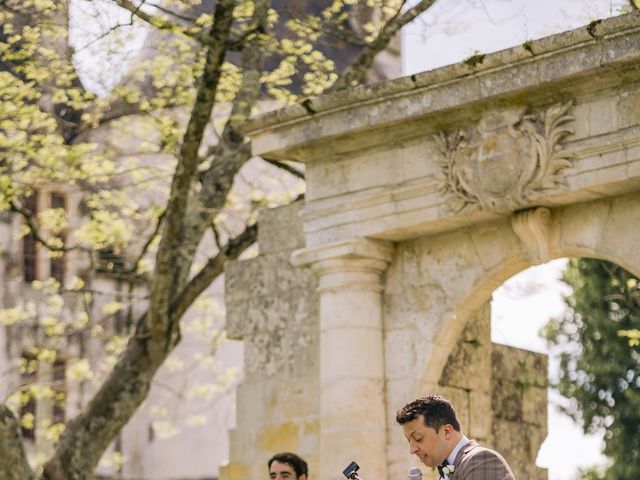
[409,441,418,454]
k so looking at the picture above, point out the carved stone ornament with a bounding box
[511,207,552,265]
[435,102,575,213]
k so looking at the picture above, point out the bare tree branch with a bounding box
[112,0,208,44]
[9,201,92,254]
[170,0,272,305]
[170,222,258,321]
[122,208,166,275]
[330,0,437,92]
[143,1,200,23]
[40,2,239,478]
[150,0,237,319]
[262,156,305,179]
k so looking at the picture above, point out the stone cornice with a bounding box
[242,11,640,163]
[291,238,394,293]
[291,238,393,268]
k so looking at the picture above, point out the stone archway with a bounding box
[406,192,640,396]
[383,192,640,478]
[223,12,640,480]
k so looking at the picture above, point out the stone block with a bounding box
[256,422,301,454]
[492,377,523,422]
[575,148,626,174]
[258,202,306,254]
[300,421,319,452]
[600,193,640,261]
[384,328,418,380]
[275,255,317,293]
[602,30,640,66]
[320,327,384,382]
[617,84,640,128]
[626,145,640,170]
[522,386,548,428]
[586,96,620,137]
[386,376,419,419]
[492,345,547,388]
[319,289,385,332]
[437,386,470,430]
[537,43,601,83]
[274,376,320,421]
[320,427,388,480]
[227,425,259,462]
[567,163,630,195]
[491,418,540,479]
[320,378,386,428]
[224,256,270,303]
[554,199,610,254]
[401,139,442,182]
[413,230,487,308]
[469,220,523,276]
[439,306,492,393]
[429,78,483,112]
[235,382,264,429]
[468,391,493,442]
[218,461,251,480]
[479,61,540,98]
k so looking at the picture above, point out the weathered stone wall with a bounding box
[491,345,548,480]
[223,203,549,480]
[222,202,320,480]
[229,12,640,480]
[439,304,548,480]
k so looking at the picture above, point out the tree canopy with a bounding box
[543,258,640,479]
[0,0,439,478]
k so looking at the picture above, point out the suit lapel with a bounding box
[453,439,479,470]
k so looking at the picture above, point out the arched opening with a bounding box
[431,255,640,479]
[495,257,640,479]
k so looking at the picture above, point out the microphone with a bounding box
[408,467,423,480]
[342,461,363,480]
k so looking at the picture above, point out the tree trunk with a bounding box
[0,405,36,480]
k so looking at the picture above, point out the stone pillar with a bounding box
[292,239,393,480]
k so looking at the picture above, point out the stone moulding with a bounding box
[436,102,575,213]
[511,207,552,265]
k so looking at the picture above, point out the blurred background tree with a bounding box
[0,1,434,478]
[543,258,640,479]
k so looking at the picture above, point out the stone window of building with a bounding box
[49,192,67,286]
[22,190,68,286]
[19,352,67,441]
[22,192,39,283]
[19,352,37,441]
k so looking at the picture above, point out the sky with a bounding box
[400,1,631,478]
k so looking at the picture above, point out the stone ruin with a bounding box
[222,11,640,480]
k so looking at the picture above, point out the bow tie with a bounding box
[437,459,450,479]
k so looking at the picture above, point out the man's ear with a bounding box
[299,475,308,480]
[442,424,454,438]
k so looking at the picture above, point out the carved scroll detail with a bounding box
[511,207,552,265]
[436,102,575,213]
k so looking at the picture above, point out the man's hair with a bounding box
[395,395,461,432]
[268,452,308,478]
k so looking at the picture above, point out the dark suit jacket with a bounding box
[450,440,515,480]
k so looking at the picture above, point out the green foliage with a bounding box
[0,0,416,476]
[543,259,640,479]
